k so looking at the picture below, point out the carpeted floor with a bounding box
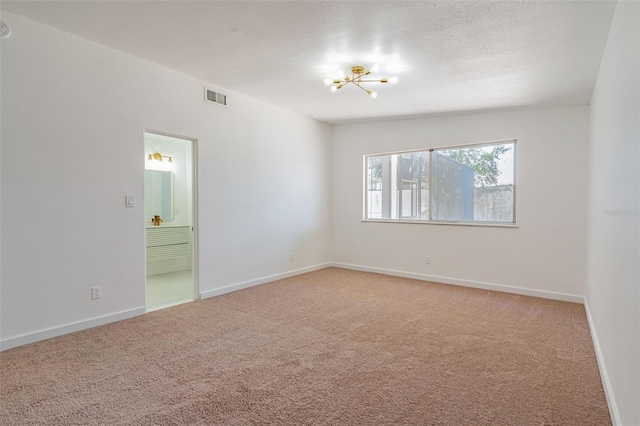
[0,268,610,425]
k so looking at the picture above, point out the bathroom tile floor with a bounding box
[146,270,194,311]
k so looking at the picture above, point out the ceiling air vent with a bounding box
[204,86,227,107]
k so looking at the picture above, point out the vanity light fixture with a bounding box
[323,65,398,98]
[147,152,172,163]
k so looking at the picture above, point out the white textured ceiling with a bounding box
[1,1,617,124]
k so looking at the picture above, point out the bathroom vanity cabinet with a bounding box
[145,226,191,262]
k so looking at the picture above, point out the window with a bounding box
[364,140,516,225]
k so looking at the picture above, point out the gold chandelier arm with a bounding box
[352,74,364,86]
[337,77,355,88]
[353,83,371,94]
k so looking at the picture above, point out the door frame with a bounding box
[143,129,199,307]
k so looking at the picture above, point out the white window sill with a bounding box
[361,219,518,228]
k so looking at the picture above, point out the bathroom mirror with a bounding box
[145,170,174,223]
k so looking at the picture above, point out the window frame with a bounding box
[363,139,517,227]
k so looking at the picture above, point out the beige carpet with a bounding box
[1,268,610,425]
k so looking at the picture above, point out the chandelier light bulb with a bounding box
[330,86,338,93]
[370,64,381,73]
[369,91,378,99]
[388,76,399,84]
[337,70,346,78]
[323,78,333,86]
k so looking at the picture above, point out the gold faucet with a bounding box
[151,215,163,226]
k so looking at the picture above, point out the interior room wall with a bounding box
[0,12,332,349]
[587,1,640,424]
[331,105,589,300]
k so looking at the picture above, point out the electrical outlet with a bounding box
[425,256,431,264]
[91,286,102,300]
[290,252,294,261]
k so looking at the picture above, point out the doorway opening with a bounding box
[144,131,198,311]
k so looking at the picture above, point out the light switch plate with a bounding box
[125,194,135,207]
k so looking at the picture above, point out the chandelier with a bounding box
[324,65,398,98]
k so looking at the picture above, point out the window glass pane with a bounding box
[431,152,474,221]
[366,156,385,219]
[367,153,429,220]
[397,153,425,219]
[473,143,515,222]
[436,142,515,222]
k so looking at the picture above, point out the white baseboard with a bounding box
[0,262,584,353]
[200,262,332,299]
[330,262,584,303]
[584,299,621,426]
[0,307,146,352]
[1,263,331,352]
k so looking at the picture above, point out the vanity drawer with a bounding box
[146,226,191,261]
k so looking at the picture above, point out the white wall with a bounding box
[0,12,332,349]
[332,105,589,300]
[587,1,640,424]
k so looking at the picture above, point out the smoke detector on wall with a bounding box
[0,21,11,39]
